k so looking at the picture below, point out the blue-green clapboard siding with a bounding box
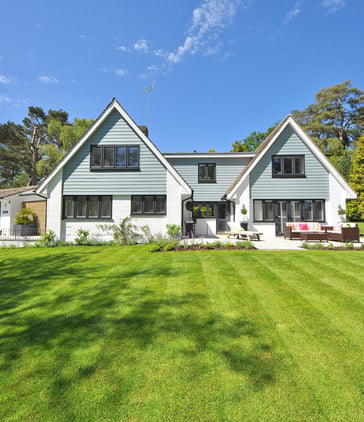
[250,125,329,199]
[167,157,251,201]
[63,109,167,195]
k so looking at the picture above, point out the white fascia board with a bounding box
[226,118,290,199]
[37,99,192,196]
[227,116,356,199]
[289,118,357,199]
[164,153,255,159]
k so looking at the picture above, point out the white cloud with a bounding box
[284,2,302,23]
[115,68,128,77]
[322,0,345,13]
[134,39,149,53]
[38,75,59,85]
[167,0,241,64]
[0,73,12,85]
[116,45,130,52]
[0,94,12,103]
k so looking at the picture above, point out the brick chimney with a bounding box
[138,125,148,137]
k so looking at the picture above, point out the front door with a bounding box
[275,201,289,235]
[216,202,230,233]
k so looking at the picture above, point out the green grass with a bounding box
[0,246,363,421]
[355,221,364,235]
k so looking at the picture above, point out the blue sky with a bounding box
[1,0,363,152]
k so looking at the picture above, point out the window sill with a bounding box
[272,175,306,178]
[90,167,140,172]
[198,180,217,183]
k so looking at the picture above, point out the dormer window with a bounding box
[90,145,139,170]
[198,163,216,183]
[272,155,305,177]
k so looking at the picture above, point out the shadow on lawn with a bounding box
[0,250,285,401]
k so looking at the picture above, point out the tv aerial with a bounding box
[140,82,155,128]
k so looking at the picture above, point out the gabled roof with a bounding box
[0,186,37,199]
[226,115,357,199]
[37,98,192,195]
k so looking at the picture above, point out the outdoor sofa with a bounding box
[284,222,360,242]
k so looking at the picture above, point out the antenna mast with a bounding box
[140,82,155,128]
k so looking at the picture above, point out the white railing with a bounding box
[0,227,43,241]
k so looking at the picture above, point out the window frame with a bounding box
[253,199,325,223]
[272,155,305,178]
[131,195,167,216]
[90,145,140,171]
[198,163,216,183]
[63,195,112,219]
[192,202,216,218]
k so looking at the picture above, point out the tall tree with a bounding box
[292,81,364,155]
[347,134,364,221]
[231,124,277,152]
[0,106,93,187]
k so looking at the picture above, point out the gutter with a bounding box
[181,190,194,234]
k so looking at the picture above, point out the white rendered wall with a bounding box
[46,170,63,238]
[0,200,11,230]
[327,174,348,225]
[234,177,251,228]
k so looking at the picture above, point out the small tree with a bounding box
[14,208,37,226]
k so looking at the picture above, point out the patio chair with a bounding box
[227,222,263,241]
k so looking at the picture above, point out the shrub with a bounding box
[224,242,235,248]
[166,224,182,240]
[149,243,161,252]
[34,230,57,248]
[327,242,334,250]
[236,240,254,249]
[98,216,140,245]
[75,229,90,245]
[212,240,222,248]
[344,242,354,250]
[140,225,156,243]
[164,241,178,252]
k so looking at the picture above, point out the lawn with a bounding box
[0,246,363,421]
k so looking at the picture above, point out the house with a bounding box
[0,186,47,235]
[37,99,356,241]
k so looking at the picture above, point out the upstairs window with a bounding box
[90,145,139,170]
[198,163,216,183]
[272,155,305,177]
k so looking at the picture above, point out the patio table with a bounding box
[300,231,327,241]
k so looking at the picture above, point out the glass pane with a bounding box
[218,203,226,219]
[200,205,207,217]
[144,196,154,213]
[315,200,324,221]
[128,146,139,168]
[291,201,301,221]
[76,196,87,218]
[104,146,114,167]
[207,164,216,181]
[91,147,102,167]
[303,200,313,220]
[193,205,200,218]
[283,157,293,175]
[254,200,263,220]
[89,196,99,218]
[295,157,304,175]
[116,146,126,167]
[208,204,215,217]
[64,197,74,218]
[131,196,142,214]
[264,201,274,220]
[272,157,282,175]
[101,197,111,218]
[155,196,166,214]
[198,164,206,181]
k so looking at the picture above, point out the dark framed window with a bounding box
[90,145,140,170]
[272,155,305,177]
[192,202,216,218]
[63,196,112,219]
[253,199,325,222]
[131,195,166,215]
[198,163,216,183]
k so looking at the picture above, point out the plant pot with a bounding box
[13,224,38,236]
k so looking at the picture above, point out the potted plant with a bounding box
[240,206,248,230]
[14,208,38,236]
[337,205,346,223]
